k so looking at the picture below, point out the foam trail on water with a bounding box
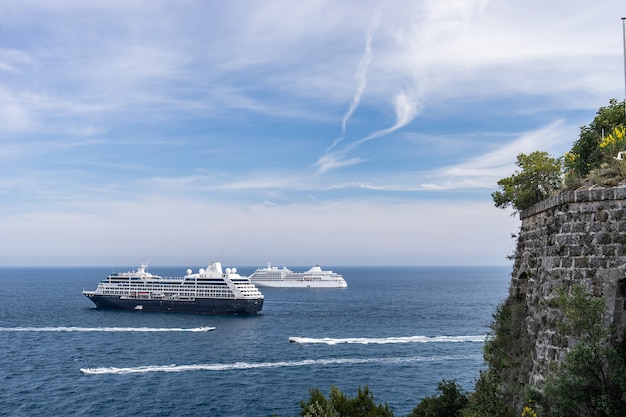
[288,335,486,345]
[80,354,480,375]
[0,326,215,332]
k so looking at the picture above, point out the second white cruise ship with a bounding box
[249,264,347,288]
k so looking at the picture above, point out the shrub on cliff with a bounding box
[462,370,513,417]
[300,385,394,417]
[407,379,469,417]
[569,124,626,188]
[461,292,532,417]
[492,151,563,211]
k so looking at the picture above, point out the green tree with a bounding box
[565,98,626,178]
[407,380,469,417]
[492,151,563,211]
[462,370,514,417]
[300,386,394,417]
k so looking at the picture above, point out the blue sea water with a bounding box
[0,265,510,417]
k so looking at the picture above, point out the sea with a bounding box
[0,265,511,417]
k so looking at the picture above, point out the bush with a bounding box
[407,380,469,417]
[300,385,394,417]
[462,371,514,417]
[565,98,626,178]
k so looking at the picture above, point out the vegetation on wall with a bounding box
[565,99,626,180]
[492,99,626,211]
[536,285,626,417]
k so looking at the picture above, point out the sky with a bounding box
[0,0,624,267]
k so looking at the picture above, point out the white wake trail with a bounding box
[0,326,215,332]
[288,335,486,345]
[80,354,480,375]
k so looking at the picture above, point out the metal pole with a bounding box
[622,17,626,120]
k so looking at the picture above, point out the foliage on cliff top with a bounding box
[493,99,626,211]
[565,99,626,179]
[491,151,563,211]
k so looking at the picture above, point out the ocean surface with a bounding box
[0,265,511,417]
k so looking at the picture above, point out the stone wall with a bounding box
[511,185,626,385]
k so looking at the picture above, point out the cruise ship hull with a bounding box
[84,294,263,314]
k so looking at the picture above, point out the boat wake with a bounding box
[80,354,480,375]
[0,326,215,332]
[288,335,486,345]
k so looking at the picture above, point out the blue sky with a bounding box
[1,1,624,266]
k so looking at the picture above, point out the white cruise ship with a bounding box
[249,264,347,288]
[83,262,264,314]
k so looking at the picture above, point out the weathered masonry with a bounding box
[510,185,626,385]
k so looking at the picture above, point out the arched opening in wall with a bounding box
[615,278,626,339]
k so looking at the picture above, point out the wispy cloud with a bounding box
[419,120,570,190]
[328,12,380,151]
[317,0,489,173]
[318,120,571,193]
[355,90,424,146]
[314,153,367,174]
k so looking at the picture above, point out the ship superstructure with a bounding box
[249,264,347,288]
